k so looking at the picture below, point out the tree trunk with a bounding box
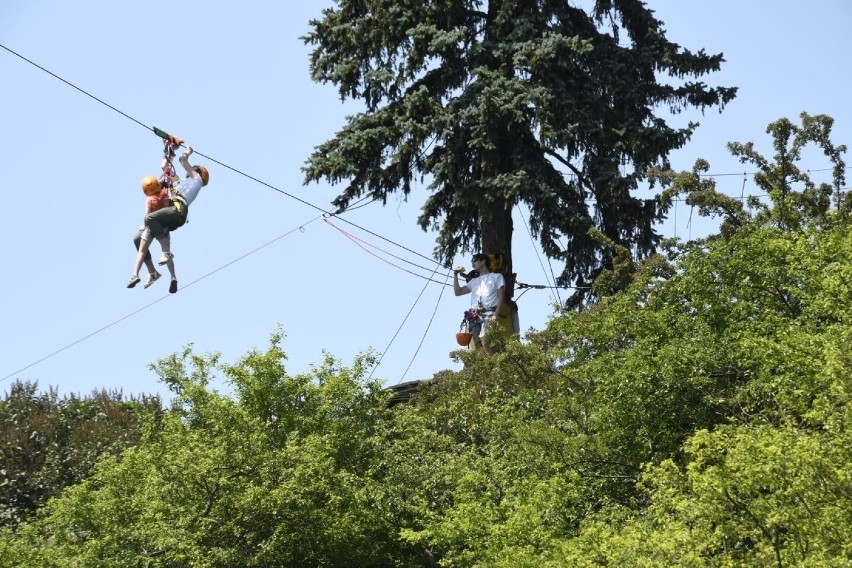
[481,199,514,300]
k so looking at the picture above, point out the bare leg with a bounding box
[156,234,174,277]
[164,257,176,280]
[134,231,157,275]
[158,235,171,256]
[133,238,152,278]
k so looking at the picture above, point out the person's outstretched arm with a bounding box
[178,146,196,177]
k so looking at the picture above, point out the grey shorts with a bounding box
[145,206,187,240]
[137,227,170,244]
[134,227,169,246]
[470,309,496,344]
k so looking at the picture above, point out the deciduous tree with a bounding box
[0,381,161,529]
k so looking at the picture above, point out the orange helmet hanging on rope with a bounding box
[141,176,162,196]
[194,165,210,186]
[456,331,473,346]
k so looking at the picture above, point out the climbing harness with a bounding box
[158,132,183,191]
[456,307,482,347]
[151,128,190,220]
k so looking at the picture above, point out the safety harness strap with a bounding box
[157,132,184,190]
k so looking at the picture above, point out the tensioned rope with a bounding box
[1,216,322,383]
[369,260,446,381]
[0,43,470,384]
[398,269,451,384]
[0,42,440,269]
[323,215,453,285]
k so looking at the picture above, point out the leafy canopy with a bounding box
[6,114,852,566]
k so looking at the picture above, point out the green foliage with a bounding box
[1,335,412,567]
[5,116,852,566]
[544,231,852,563]
[303,0,735,303]
[0,381,161,529]
[554,116,852,565]
[655,112,848,237]
[728,113,847,229]
[559,420,852,567]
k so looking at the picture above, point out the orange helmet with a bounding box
[456,332,473,346]
[141,176,161,196]
[193,165,210,186]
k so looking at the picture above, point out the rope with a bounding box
[398,269,451,384]
[517,204,562,305]
[369,261,446,381]
[3,40,846,209]
[1,216,322,383]
[323,215,452,285]
[159,137,180,189]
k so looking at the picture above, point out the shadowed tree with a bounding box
[0,381,162,529]
[302,0,736,306]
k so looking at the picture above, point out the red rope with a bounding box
[159,133,183,188]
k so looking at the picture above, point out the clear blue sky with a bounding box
[2,1,850,400]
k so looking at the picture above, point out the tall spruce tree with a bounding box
[302,0,736,305]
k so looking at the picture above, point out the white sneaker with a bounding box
[158,252,174,266]
[143,271,161,289]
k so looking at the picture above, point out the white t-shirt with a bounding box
[469,272,505,309]
[176,176,204,206]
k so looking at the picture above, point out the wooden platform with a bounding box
[386,378,431,406]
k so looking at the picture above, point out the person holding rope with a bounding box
[127,145,209,294]
[454,253,505,353]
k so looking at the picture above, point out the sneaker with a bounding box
[158,252,174,266]
[169,279,178,294]
[126,275,141,288]
[143,271,161,289]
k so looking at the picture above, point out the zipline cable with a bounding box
[4,41,843,271]
[369,260,445,381]
[323,215,452,285]
[516,204,562,305]
[398,268,451,385]
[8,41,846,264]
[0,216,322,383]
[0,41,441,268]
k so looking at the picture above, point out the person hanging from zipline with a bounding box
[127,132,209,293]
[128,175,175,289]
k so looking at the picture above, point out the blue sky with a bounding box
[2,1,851,400]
